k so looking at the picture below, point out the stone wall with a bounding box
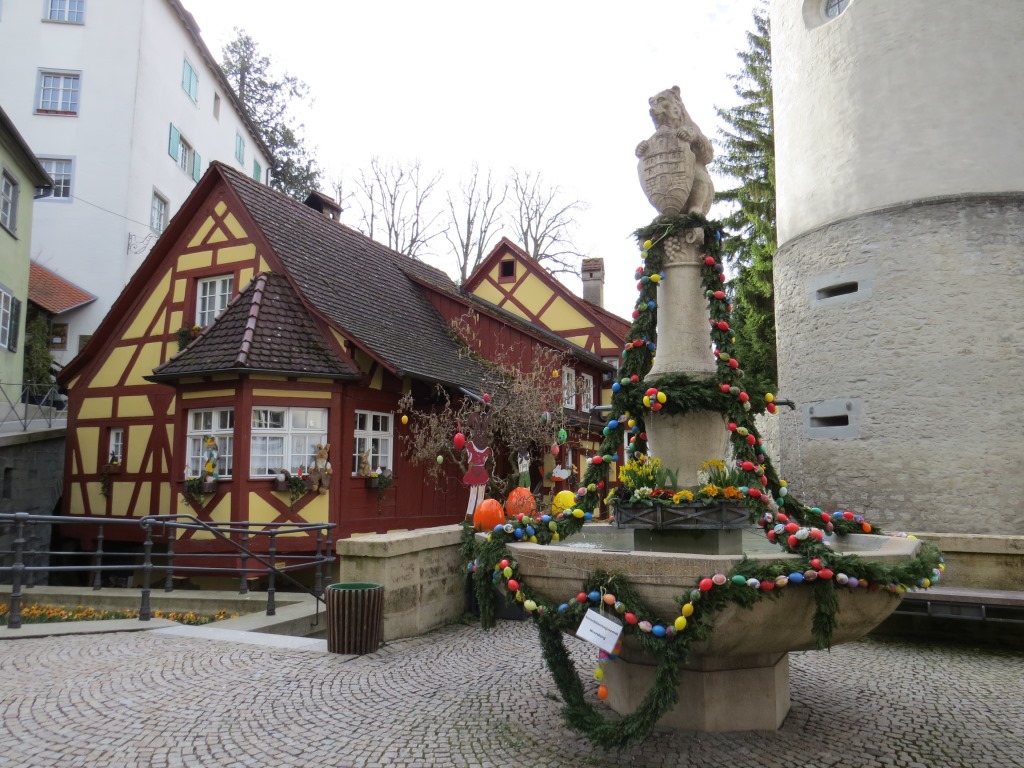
[335,525,465,642]
[774,196,1024,536]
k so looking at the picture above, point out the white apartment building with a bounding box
[0,0,271,363]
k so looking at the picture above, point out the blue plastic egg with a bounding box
[588,591,601,603]
[789,571,805,584]
[652,625,666,637]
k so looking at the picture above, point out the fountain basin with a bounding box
[508,532,922,730]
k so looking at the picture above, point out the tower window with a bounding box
[824,0,850,18]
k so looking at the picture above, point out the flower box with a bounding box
[364,477,379,489]
[272,479,290,493]
[200,480,218,494]
[614,501,749,530]
[103,463,123,475]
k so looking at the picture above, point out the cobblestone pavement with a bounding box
[1,622,1021,768]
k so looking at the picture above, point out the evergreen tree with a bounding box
[714,3,777,388]
[221,30,321,200]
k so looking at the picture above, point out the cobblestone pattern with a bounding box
[1,622,1021,768]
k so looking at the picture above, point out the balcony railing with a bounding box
[0,382,68,431]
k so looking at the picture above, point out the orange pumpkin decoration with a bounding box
[473,498,506,531]
[505,487,537,518]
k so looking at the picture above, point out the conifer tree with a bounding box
[714,3,777,388]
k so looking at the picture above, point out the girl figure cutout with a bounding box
[463,410,492,519]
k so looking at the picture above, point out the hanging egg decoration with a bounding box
[472,498,505,532]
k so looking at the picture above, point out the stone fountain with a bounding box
[506,86,923,732]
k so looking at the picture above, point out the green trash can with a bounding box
[326,582,384,654]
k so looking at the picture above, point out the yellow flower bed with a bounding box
[0,603,237,625]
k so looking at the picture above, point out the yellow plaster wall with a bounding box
[471,281,504,305]
[238,268,254,290]
[259,257,271,272]
[188,217,215,248]
[172,280,186,303]
[251,374,286,381]
[564,334,589,347]
[79,397,112,420]
[78,427,99,474]
[160,484,171,515]
[70,484,84,516]
[182,389,235,399]
[516,274,554,316]
[217,243,255,265]
[252,389,331,399]
[85,483,105,515]
[119,395,153,418]
[246,495,281,525]
[222,214,248,240]
[540,298,588,333]
[215,202,227,215]
[177,249,213,271]
[127,342,165,386]
[126,425,153,473]
[90,347,136,388]
[599,333,619,350]
[123,270,171,339]
[207,227,228,245]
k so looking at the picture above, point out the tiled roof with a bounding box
[28,262,96,314]
[587,302,631,339]
[217,163,493,392]
[149,272,360,381]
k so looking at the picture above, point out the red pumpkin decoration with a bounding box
[472,498,505,531]
[505,487,537,518]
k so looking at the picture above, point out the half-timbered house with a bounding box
[57,162,611,557]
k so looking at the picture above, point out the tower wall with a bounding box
[770,0,1024,534]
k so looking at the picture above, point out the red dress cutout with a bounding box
[463,441,491,485]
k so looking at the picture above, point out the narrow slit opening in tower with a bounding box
[816,282,859,300]
[810,414,849,428]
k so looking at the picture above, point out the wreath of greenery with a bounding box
[465,214,945,749]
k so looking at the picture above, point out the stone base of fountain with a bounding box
[604,649,790,731]
[508,534,921,732]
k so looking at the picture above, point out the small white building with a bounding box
[0,0,271,363]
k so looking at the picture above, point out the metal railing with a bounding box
[0,382,68,431]
[1,512,335,629]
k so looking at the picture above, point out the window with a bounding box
[252,159,262,182]
[186,408,234,478]
[235,133,245,164]
[50,323,68,350]
[562,368,576,409]
[150,192,168,232]
[250,407,328,476]
[1,173,18,233]
[352,411,392,474]
[37,71,80,115]
[1,286,20,351]
[498,259,516,282]
[108,428,124,464]
[580,373,594,413]
[167,124,201,182]
[39,158,72,199]
[196,275,233,327]
[824,0,850,17]
[46,0,84,23]
[181,58,198,102]
[213,93,221,120]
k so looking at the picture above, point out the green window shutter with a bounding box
[189,70,198,101]
[253,159,262,181]
[7,297,21,352]
[168,124,180,161]
[192,150,202,182]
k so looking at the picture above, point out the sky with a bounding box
[184,0,760,320]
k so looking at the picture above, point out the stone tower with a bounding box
[770,0,1024,535]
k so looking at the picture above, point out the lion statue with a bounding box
[636,85,715,217]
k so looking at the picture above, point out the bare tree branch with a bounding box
[508,169,588,275]
[444,165,509,284]
[353,157,446,259]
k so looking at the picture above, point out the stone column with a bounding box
[644,228,728,489]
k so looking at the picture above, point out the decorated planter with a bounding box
[614,501,748,530]
[364,477,379,489]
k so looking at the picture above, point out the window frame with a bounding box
[181,57,198,102]
[195,275,233,328]
[249,406,328,478]
[0,172,18,234]
[579,372,594,413]
[235,132,245,165]
[50,322,68,351]
[150,190,168,233]
[498,258,516,283]
[36,70,81,115]
[823,0,850,18]
[185,408,235,479]
[352,410,393,475]
[37,157,73,200]
[167,124,201,182]
[45,0,84,23]
[252,158,262,182]
[0,286,14,349]
[108,427,124,465]
[562,367,577,409]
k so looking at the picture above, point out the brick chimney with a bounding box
[303,190,343,222]
[581,257,605,307]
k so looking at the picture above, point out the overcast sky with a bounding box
[184,0,759,319]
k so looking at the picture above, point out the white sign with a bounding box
[576,608,624,654]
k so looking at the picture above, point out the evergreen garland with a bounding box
[463,213,946,749]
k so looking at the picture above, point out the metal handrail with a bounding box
[0,382,68,431]
[1,512,335,629]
